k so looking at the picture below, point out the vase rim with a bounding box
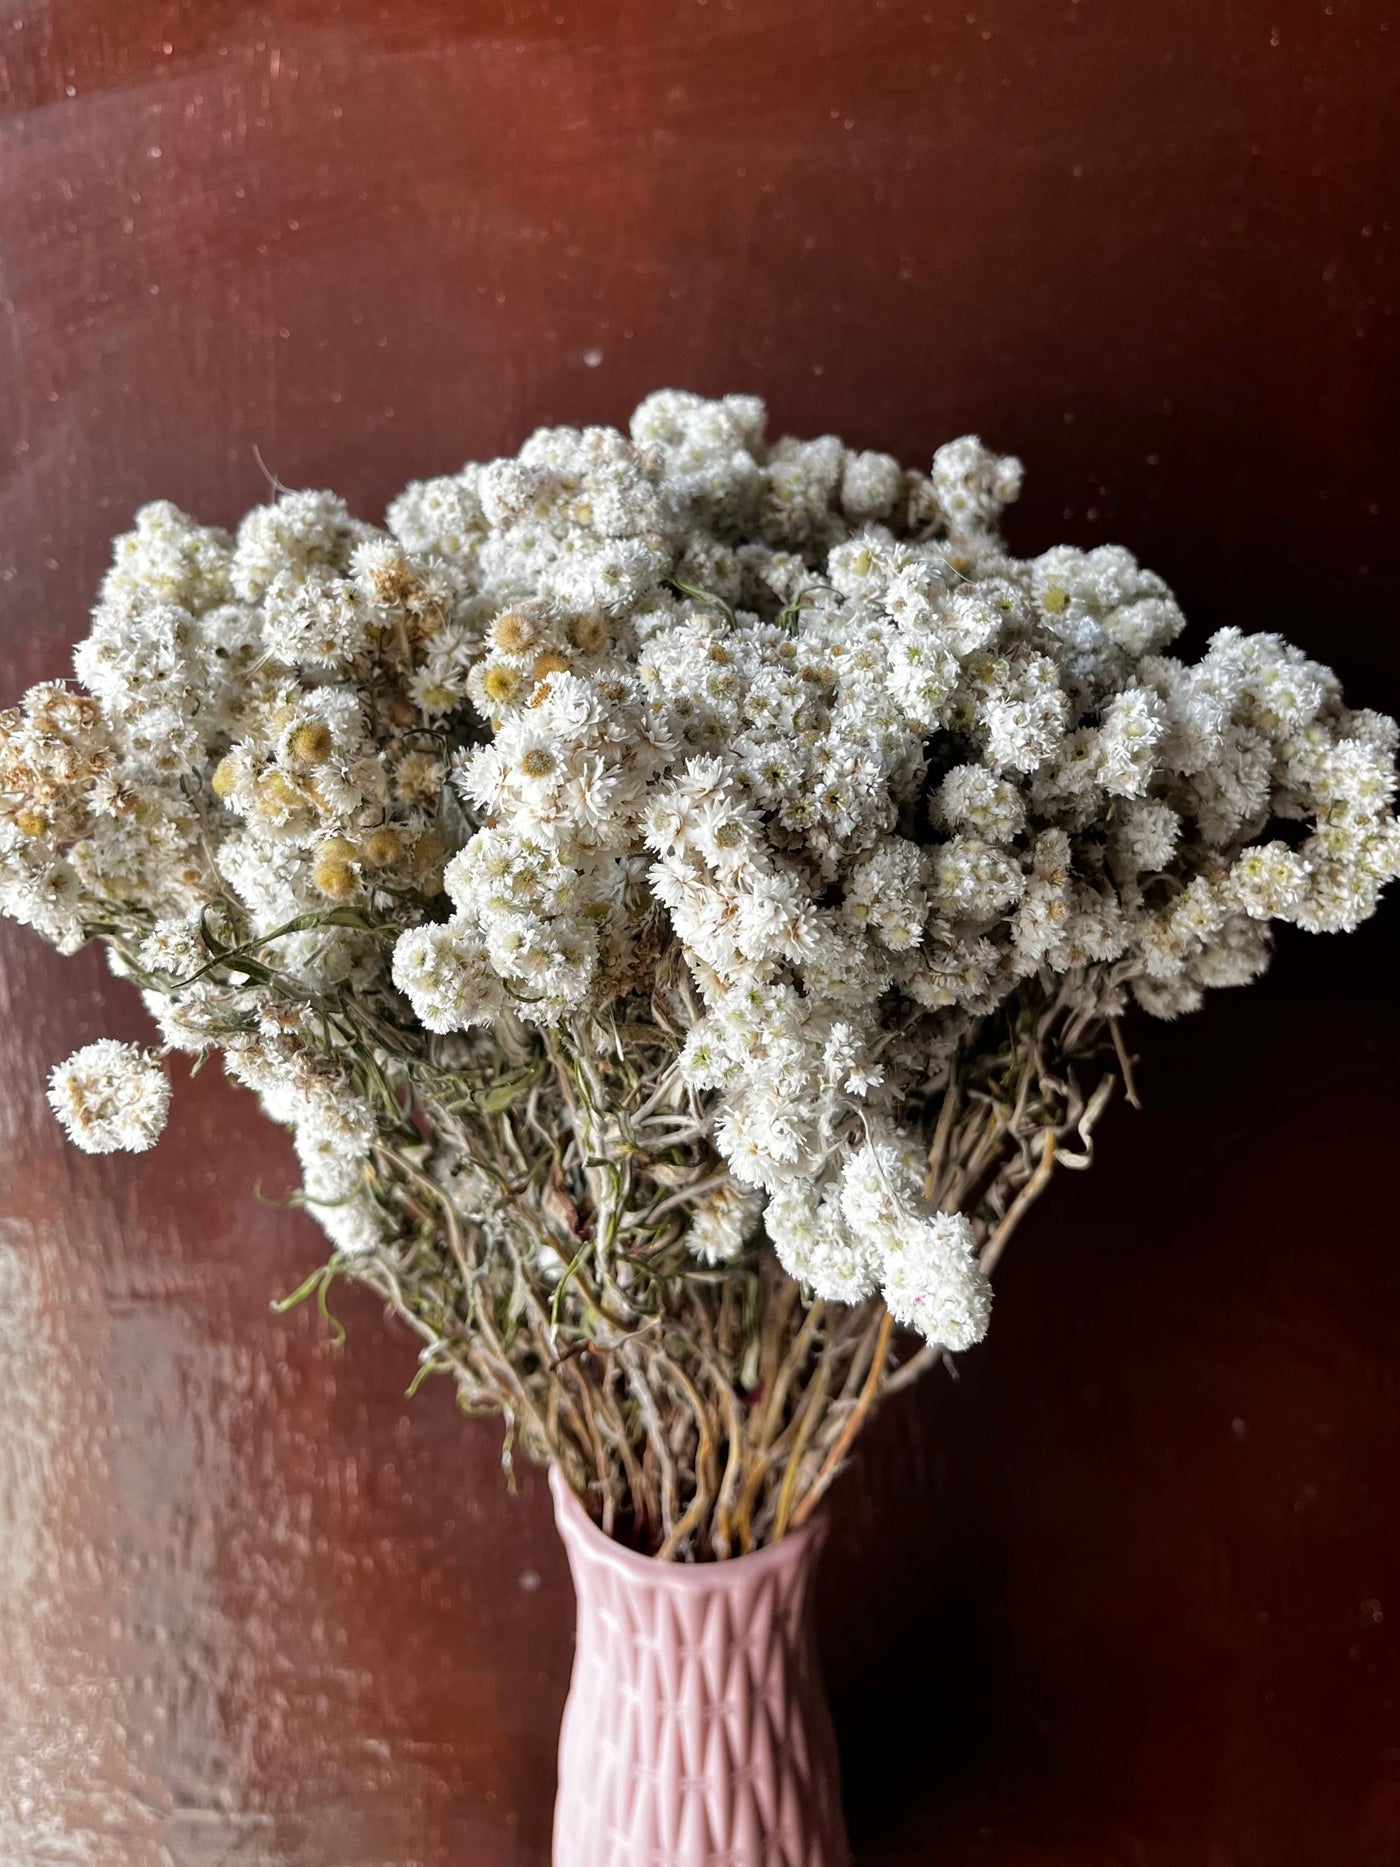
[548,1461,826,1584]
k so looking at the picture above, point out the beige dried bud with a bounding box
[491,610,544,656]
[531,649,571,684]
[565,613,609,654]
[312,834,361,900]
[360,826,402,867]
[286,721,334,765]
[395,750,444,807]
[480,663,523,707]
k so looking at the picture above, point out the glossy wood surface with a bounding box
[1,4,1397,1863]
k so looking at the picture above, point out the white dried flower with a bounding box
[392,921,504,1032]
[837,1139,991,1349]
[47,1040,170,1154]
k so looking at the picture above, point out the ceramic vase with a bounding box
[549,1465,849,1867]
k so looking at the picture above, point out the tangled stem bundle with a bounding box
[340,972,1117,1556]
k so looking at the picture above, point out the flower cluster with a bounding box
[2,391,1395,1552]
[47,1039,171,1154]
[387,391,1399,1339]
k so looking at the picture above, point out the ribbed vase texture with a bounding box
[549,1466,849,1867]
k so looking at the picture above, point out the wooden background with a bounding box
[1,3,1397,1863]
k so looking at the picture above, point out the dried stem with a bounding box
[310,973,1126,1558]
[791,1309,894,1529]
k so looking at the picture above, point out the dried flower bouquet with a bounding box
[5,392,1396,1558]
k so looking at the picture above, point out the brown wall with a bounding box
[1,4,1397,1863]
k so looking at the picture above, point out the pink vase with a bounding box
[549,1465,850,1867]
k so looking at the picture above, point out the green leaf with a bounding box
[199,906,233,960]
[777,591,811,637]
[665,578,738,629]
[270,1261,346,1348]
[478,1062,544,1113]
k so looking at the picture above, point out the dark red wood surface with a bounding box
[1,5,1397,1863]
